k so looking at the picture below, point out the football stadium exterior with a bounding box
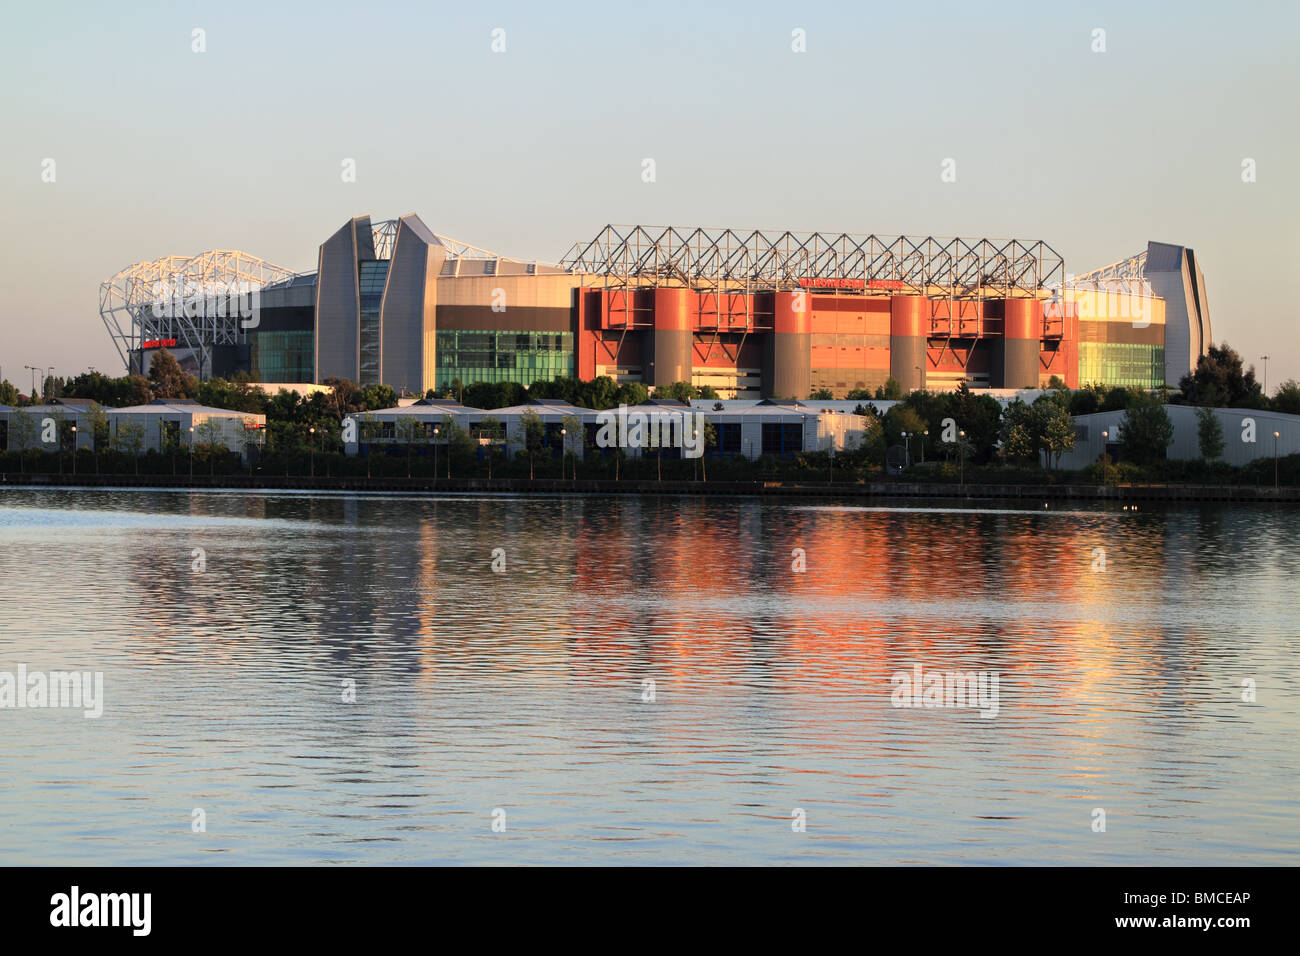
[99,215,1213,399]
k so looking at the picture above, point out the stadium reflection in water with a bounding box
[0,489,1295,864]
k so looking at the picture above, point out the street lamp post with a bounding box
[1274,431,1280,489]
[922,429,929,464]
[958,429,966,488]
[189,426,195,478]
[70,425,77,476]
[433,426,439,483]
[24,365,40,402]
[560,427,567,481]
[1101,430,1109,489]
[309,426,316,478]
[1262,355,1270,396]
[901,430,911,467]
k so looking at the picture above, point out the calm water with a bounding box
[0,488,1296,865]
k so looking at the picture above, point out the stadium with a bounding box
[99,214,1213,399]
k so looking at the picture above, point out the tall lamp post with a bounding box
[901,430,911,467]
[1261,355,1270,396]
[70,425,77,476]
[560,427,567,480]
[1274,431,1280,489]
[433,426,440,483]
[922,429,929,464]
[24,365,40,402]
[1101,430,1109,489]
[958,429,966,488]
[188,425,195,478]
[309,426,316,478]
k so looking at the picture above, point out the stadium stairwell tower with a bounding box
[315,214,446,390]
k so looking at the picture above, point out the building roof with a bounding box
[364,401,482,416]
[112,402,261,416]
[487,403,595,418]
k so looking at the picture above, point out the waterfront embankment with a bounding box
[1,472,1296,502]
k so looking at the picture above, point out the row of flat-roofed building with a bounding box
[342,398,872,460]
[0,398,264,456]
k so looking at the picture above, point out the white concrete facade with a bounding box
[1054,405,1299,470]
[343,399,872,461]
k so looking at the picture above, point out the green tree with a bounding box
[1119,394,1174,466]
[475,416,505,478]
[195,418,225,475]
[9,408,36,472]
[114,418,146,474]
[1196,406,1225,462]
[0,380,19,406]
[1272,380,1300,415]
[809,388,834,400]
[197,375,266,414]
[1178,342,1265,408]
[147,349,197,399]
[520,409,544,479]
[357,412,381,477]
[652,381,698,403]
[876,377,902,400]
[884,405,927,455]
[1035,397,1076,470]
[614,382,648,407]
[84,402,110,473]
[395,416,421,476]
[999,399,1038,462]
[698,419,717,480]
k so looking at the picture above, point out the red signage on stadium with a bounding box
[142,338,177,349]
[796,278,907,291]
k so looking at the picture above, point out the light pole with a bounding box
[309,426,316,478]
[958,429,966,488]
[560,427,567,480]
[433,426,439,483]
[901,430,911,467]
[189,425,195,478]
[1101,430,1109,489]
[1261,355,1270,396]
[24,365,40,403]
[922,429,929,464]
[1274,431,1280,489]
[45,367,54,401]
[70,425,77,476]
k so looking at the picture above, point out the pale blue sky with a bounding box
[1,0,1296,386]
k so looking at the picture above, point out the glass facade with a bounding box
[358,260,390,385]
[761,422,804,456]
[712,423,742,455]
[435,330,573,388]
[251,330,314,382]
[1078,343,1165,389]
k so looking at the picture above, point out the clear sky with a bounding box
[2,0,1297,388]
